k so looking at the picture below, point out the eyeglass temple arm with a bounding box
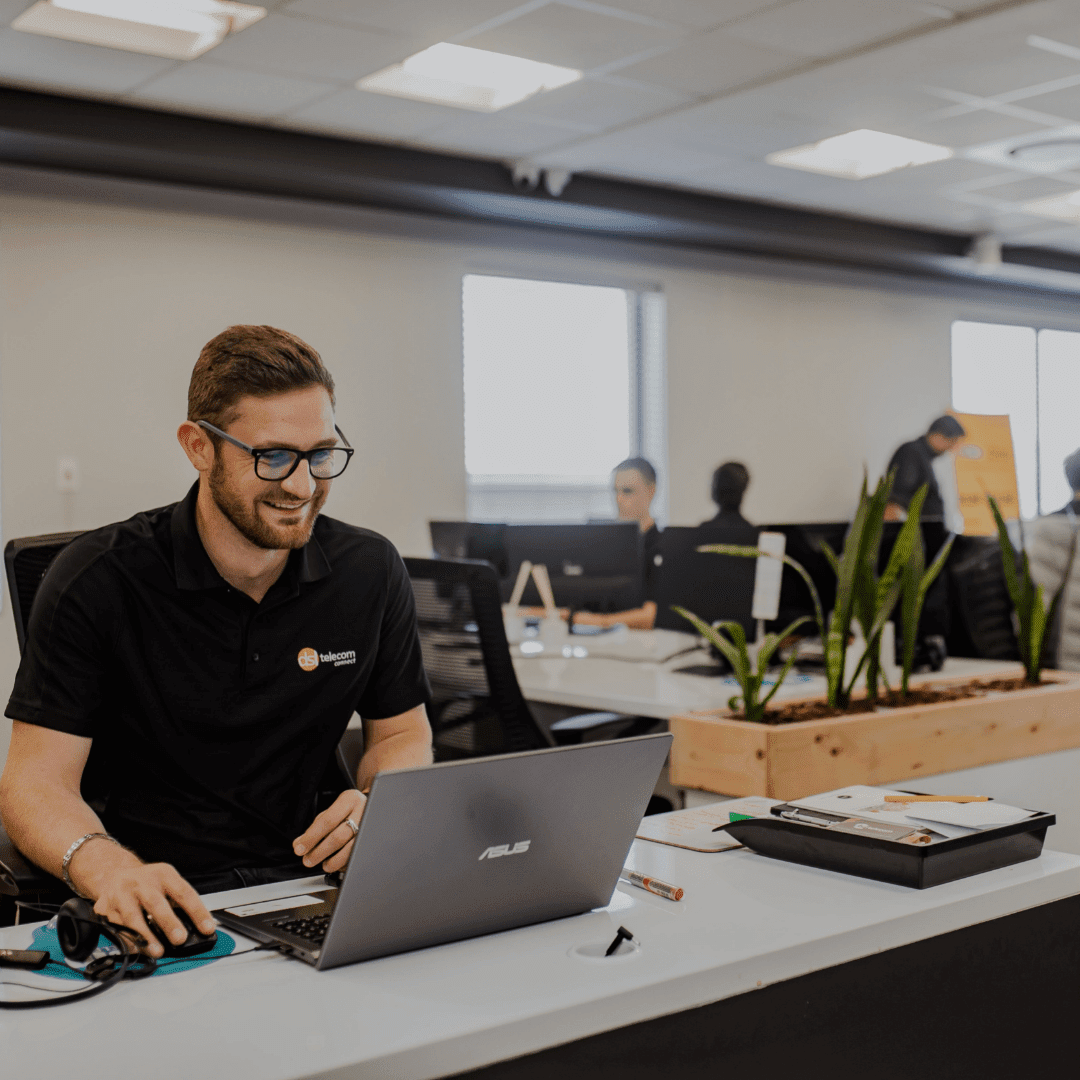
[335,425,352,449]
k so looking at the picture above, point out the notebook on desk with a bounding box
[214,734,672,970]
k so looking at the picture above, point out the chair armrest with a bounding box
[0,824,57,897]
[549,712,660,745]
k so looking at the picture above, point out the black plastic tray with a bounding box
[719,810,1055,888]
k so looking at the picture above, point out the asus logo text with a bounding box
[478,841,531,860]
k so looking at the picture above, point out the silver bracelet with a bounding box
[61,831,121,899]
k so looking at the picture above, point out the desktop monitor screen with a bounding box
[652,525,759,635]
[502,523,644,612]
[429,521,509,578]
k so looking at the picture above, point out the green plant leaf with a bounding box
[989,495,1031,674]
[878,484,928,607]
[1029,584,1046,682]
[755,615,811,670]
[673,607,745,676]
[761,649,801,708]
[819,540,840,579]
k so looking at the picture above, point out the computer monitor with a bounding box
[502,523,644,612]
[764,522,848,631]
[429,521,509,578]
[652,525,760,635]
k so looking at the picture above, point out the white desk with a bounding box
[514,634,1023,721]
[3,841,1078,1079]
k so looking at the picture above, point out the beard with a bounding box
[208,457,328,551]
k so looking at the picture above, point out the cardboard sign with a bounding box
[951,412,1020,535]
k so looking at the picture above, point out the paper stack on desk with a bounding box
[794,785,1036,839]
[636,796,779,851]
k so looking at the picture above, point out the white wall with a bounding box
[3,167,1080,773]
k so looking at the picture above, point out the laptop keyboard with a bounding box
[271,913,331,945]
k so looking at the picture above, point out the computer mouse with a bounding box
[150,905,218,959]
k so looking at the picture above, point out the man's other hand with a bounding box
[93,863,215,959]
[293,789,367,873]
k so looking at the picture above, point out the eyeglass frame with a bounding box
[196,419,355,481]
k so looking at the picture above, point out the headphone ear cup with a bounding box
[57,898,102,962]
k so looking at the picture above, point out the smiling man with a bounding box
[0,325,432,955]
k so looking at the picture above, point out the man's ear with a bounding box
[177,421,215,473]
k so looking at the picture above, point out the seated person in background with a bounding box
[884,415,965,521]
[0,325,433,956]
[574,457,660,630]
[702,461,757,545]
[1051,448,1080,517]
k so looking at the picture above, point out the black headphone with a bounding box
[1,898,155,1010]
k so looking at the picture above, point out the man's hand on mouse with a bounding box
[91,862,215,959]
[293,788,367,873]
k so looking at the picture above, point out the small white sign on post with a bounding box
[751,531,786,622]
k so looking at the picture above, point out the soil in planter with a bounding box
[762,676,1044,726]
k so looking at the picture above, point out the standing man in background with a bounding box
[574,457,660,630]
[884,415,966,521]
[1051,448,1080,517]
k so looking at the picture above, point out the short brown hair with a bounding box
[187,325,335,428]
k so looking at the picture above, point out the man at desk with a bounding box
[0,325,432,955]
[884,415,965,521]
[574,457,660,630]
[702,461,757,543]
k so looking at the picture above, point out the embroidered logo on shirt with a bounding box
[298,647,357,671]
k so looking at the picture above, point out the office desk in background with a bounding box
[513,630,1022,721]
[1,840,1078,1079]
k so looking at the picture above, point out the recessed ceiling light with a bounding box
[766,129,952,180]
[358,42,581,113]
[1021,189,1080,223]
[12,0,266,61]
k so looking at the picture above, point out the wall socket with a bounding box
[57,457,80,494]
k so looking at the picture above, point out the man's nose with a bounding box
[281,459,316,500]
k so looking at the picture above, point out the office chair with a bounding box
[948,536,1020,661]
[404,557,658,758]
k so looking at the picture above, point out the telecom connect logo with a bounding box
[298,646,357,671]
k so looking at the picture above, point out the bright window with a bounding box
[951,320,1080,517]
[462,274,665,522]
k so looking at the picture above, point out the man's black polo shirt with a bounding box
[887,436,945,519]
[5,483,429,879]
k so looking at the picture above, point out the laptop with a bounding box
[213,733,672,970]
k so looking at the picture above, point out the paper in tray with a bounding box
[636,797,778,852]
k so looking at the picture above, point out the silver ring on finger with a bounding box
[345,818,360,837]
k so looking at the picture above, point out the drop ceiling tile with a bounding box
[283,86,460,140]
[415,113,578,157]
[129,62,333,119]
[0,26,176,95]
[614,28,799,96]
[281,0,519,39]
[968,176,1080,203]
[899,110,1053,149]
[462,3,684,71]
[1014,84,1080,124]
[726,0,942,59]
[206,13,420,81]
[594,0,789,30]
[511,76,687,131]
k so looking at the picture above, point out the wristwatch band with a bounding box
[61,831,120,899]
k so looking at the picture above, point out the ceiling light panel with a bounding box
[12,0,265,60]
[767,128,952,179]
[358,43,581,113]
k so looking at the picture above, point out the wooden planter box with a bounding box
[669,670,1080,800]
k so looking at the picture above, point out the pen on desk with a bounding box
[883,795,989,803]
[620,869,684,902]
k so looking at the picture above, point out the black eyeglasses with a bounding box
[196,420,354,481]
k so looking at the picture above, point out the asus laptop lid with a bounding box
[215,733,671,970]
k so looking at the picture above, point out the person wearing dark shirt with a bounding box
[0,325,433,957]
[1052,448,1080,517]
[701,461,758,545]
[574,457,660,630]
[884,415,965,521]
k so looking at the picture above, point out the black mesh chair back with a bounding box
[404,557,550,758]
[948,536,1020,660]
[5,531,86,653]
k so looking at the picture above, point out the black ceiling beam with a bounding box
[2,86,1080,292]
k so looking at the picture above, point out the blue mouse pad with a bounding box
[31,920,236,980]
